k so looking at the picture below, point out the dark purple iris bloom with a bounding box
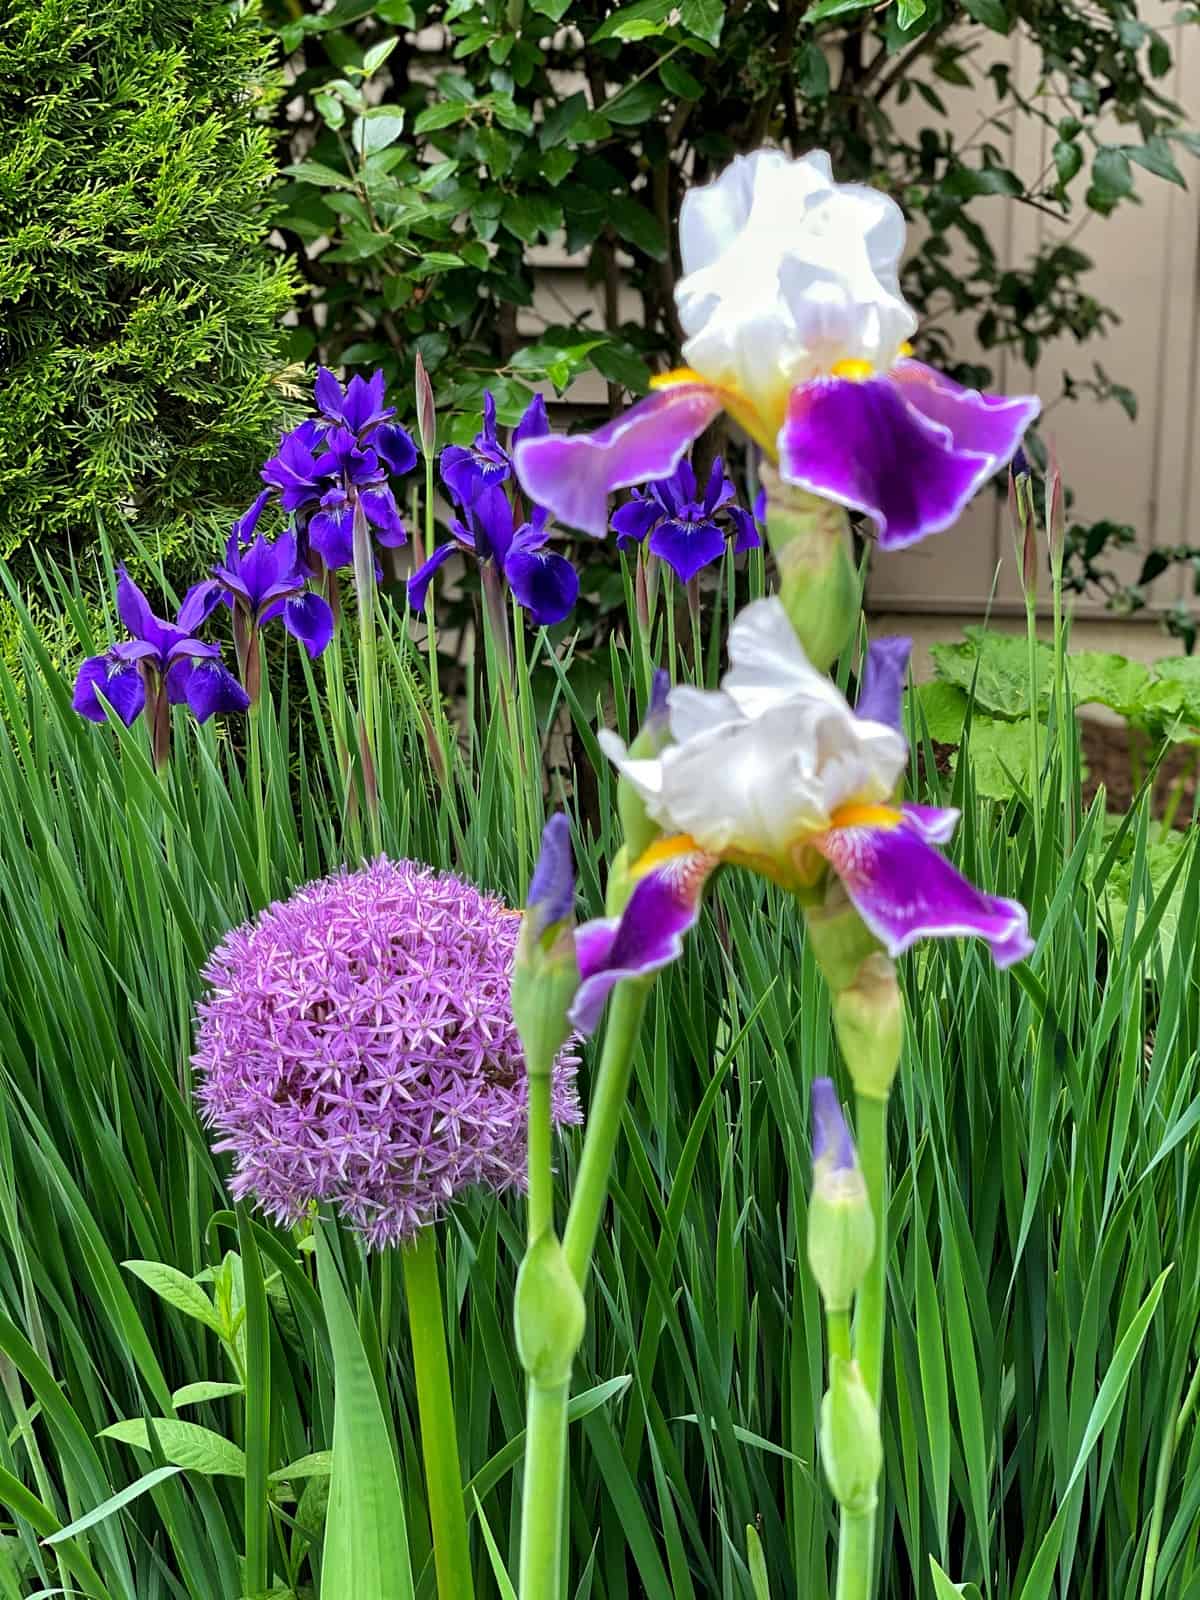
[408,483,579,627]
[610,457,760,583]
[440,392,549,508]
[211,491,334,662]
[258,369,417,576]
[73,569,248,735]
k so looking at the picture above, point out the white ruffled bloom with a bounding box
[599,599,907,867]
[675,149,918,429]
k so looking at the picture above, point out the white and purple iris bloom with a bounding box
[611,457,759,583]
[73,569,248,729]
[260,369,418,573]
[208,491,334,662]
[599,599,1033,970]
[408,392,579,627]
[514,148,1039,548]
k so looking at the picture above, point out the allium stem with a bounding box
[401,1230,474,1600]
[562,977,650,1289]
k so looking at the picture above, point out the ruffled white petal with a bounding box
[674,148,918,427]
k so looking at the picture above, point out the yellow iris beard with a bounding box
[633,832,703,875]
[648,368,778,457]
[829,802,903,831]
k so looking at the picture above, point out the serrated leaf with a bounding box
[99,1419,246,1478]
[124,1261,224,1336]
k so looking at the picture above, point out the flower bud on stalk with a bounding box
[820,1355,884,1514]
[512,816,580,1075]
[808,1079,875,1313]
[1045,445,1066,577]
[759,463,858,673]
[515,1228,585,1387]
[804,887,903,1100]
[414,351,437,463]
[1008,451,1038,605]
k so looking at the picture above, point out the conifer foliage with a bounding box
[0,0,295,562]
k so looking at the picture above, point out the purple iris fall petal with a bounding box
[440,391,512,507]
[811,1079,856,1172]
[281,592,335,658]
[308,507,355,572]
[855,636,912,731]
[407,542,459,612]
[173,658,251,723]
[359,487,407,547]
[72,654,146,725]
[468,483,517,566]
[375,423,418,478]
[728,505,760,552]
[514,381,725,537]
[261,426,335,511]
[528,814,576,940]
[569,844,716,1035]
[815,810,1033,968]
[900,803,960,844]
[779,369,1038,550]
[649,517,727,583]
[504,544,579,626]
[891,361,1041,468]
[177,579,224,636]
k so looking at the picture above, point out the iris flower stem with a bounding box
[1024,594,1041,852]
[520,1378,569,1600]
[422,454,450,775]
[511,601,542,848]
[834,1509,873,1600]
[350,498,382,854]
[852,1091,889,1597]
[246,700,269,895]
[562,978,651,1289]
[401,1230,474,1600]
[826,1307,852,1364]
[481,561,530,878]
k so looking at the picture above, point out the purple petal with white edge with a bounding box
[891,360,1040,469]
[504,545,579,626]
[281,592,334,658]
[73,655,146,725]
[780,376,1002,550]
[527,814,575,940]
[855,636,912,732]
[611,496,661,548]
[728,505,760,553]
[811,1078,856,1173]
[513,381,725,537]
[569,844,716,1036]
[375,423,418,478]
[407,542,458,611]
[900,802,960,844]
[815,812,1033,968]
[360,487,407,547]
[513,392,549,451]
[174,658,251,723]
[649,516,726,583]
[308,507,355,572]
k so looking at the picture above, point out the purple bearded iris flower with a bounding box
[73,568,248,764]
[208,492,334,698]
[409,392,577,627]
[513,149,1038,548]
[599,598,1033,967]
[259,368,418,573]
[611,456,759,582]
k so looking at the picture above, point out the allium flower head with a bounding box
[194,858,581,1248]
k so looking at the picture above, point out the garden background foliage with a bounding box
[0,0,296,569]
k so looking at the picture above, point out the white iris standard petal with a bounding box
[674,148,918,427]
[603,599,908,868]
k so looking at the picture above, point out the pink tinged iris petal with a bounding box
[569,847,716,1036]
[73,655,146,725]
[779,369,1038,551]
[281,592,334,658]
[814,810,1033,968]
[513,382,725,537]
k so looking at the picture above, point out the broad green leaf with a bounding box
[316,1228,414,1600]
[802,0,875,19]
[99,1419,246,1477]
[171,1382,243,1409]
[282,160,353,189]
[123,1260,224,1336]
[746,1524,771,1598]
[352,108,407,156]
[591,0,674,42]
[680,0,724,43]
[362,38,399,75]
[271,1450,334,1483]
[413,101,471,135]
[962,0,1010,31]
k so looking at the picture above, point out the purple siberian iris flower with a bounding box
[611,457,759,582]
[259,368,418,575]
[73,568,248,765]
[408,391,578,627]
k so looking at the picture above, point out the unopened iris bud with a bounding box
[831,952,903,1102]
[617,669,673,861]
[759,464,858,672]
[414,351,437,462]
[512,815,580,1075]
[1008,453,1037,603]
[808,1079,875,1313]
[515,1228,585,1388]
[820,1355,883,1514]
[1045,445,1066,572]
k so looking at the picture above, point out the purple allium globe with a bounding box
[193,858,581,1248]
